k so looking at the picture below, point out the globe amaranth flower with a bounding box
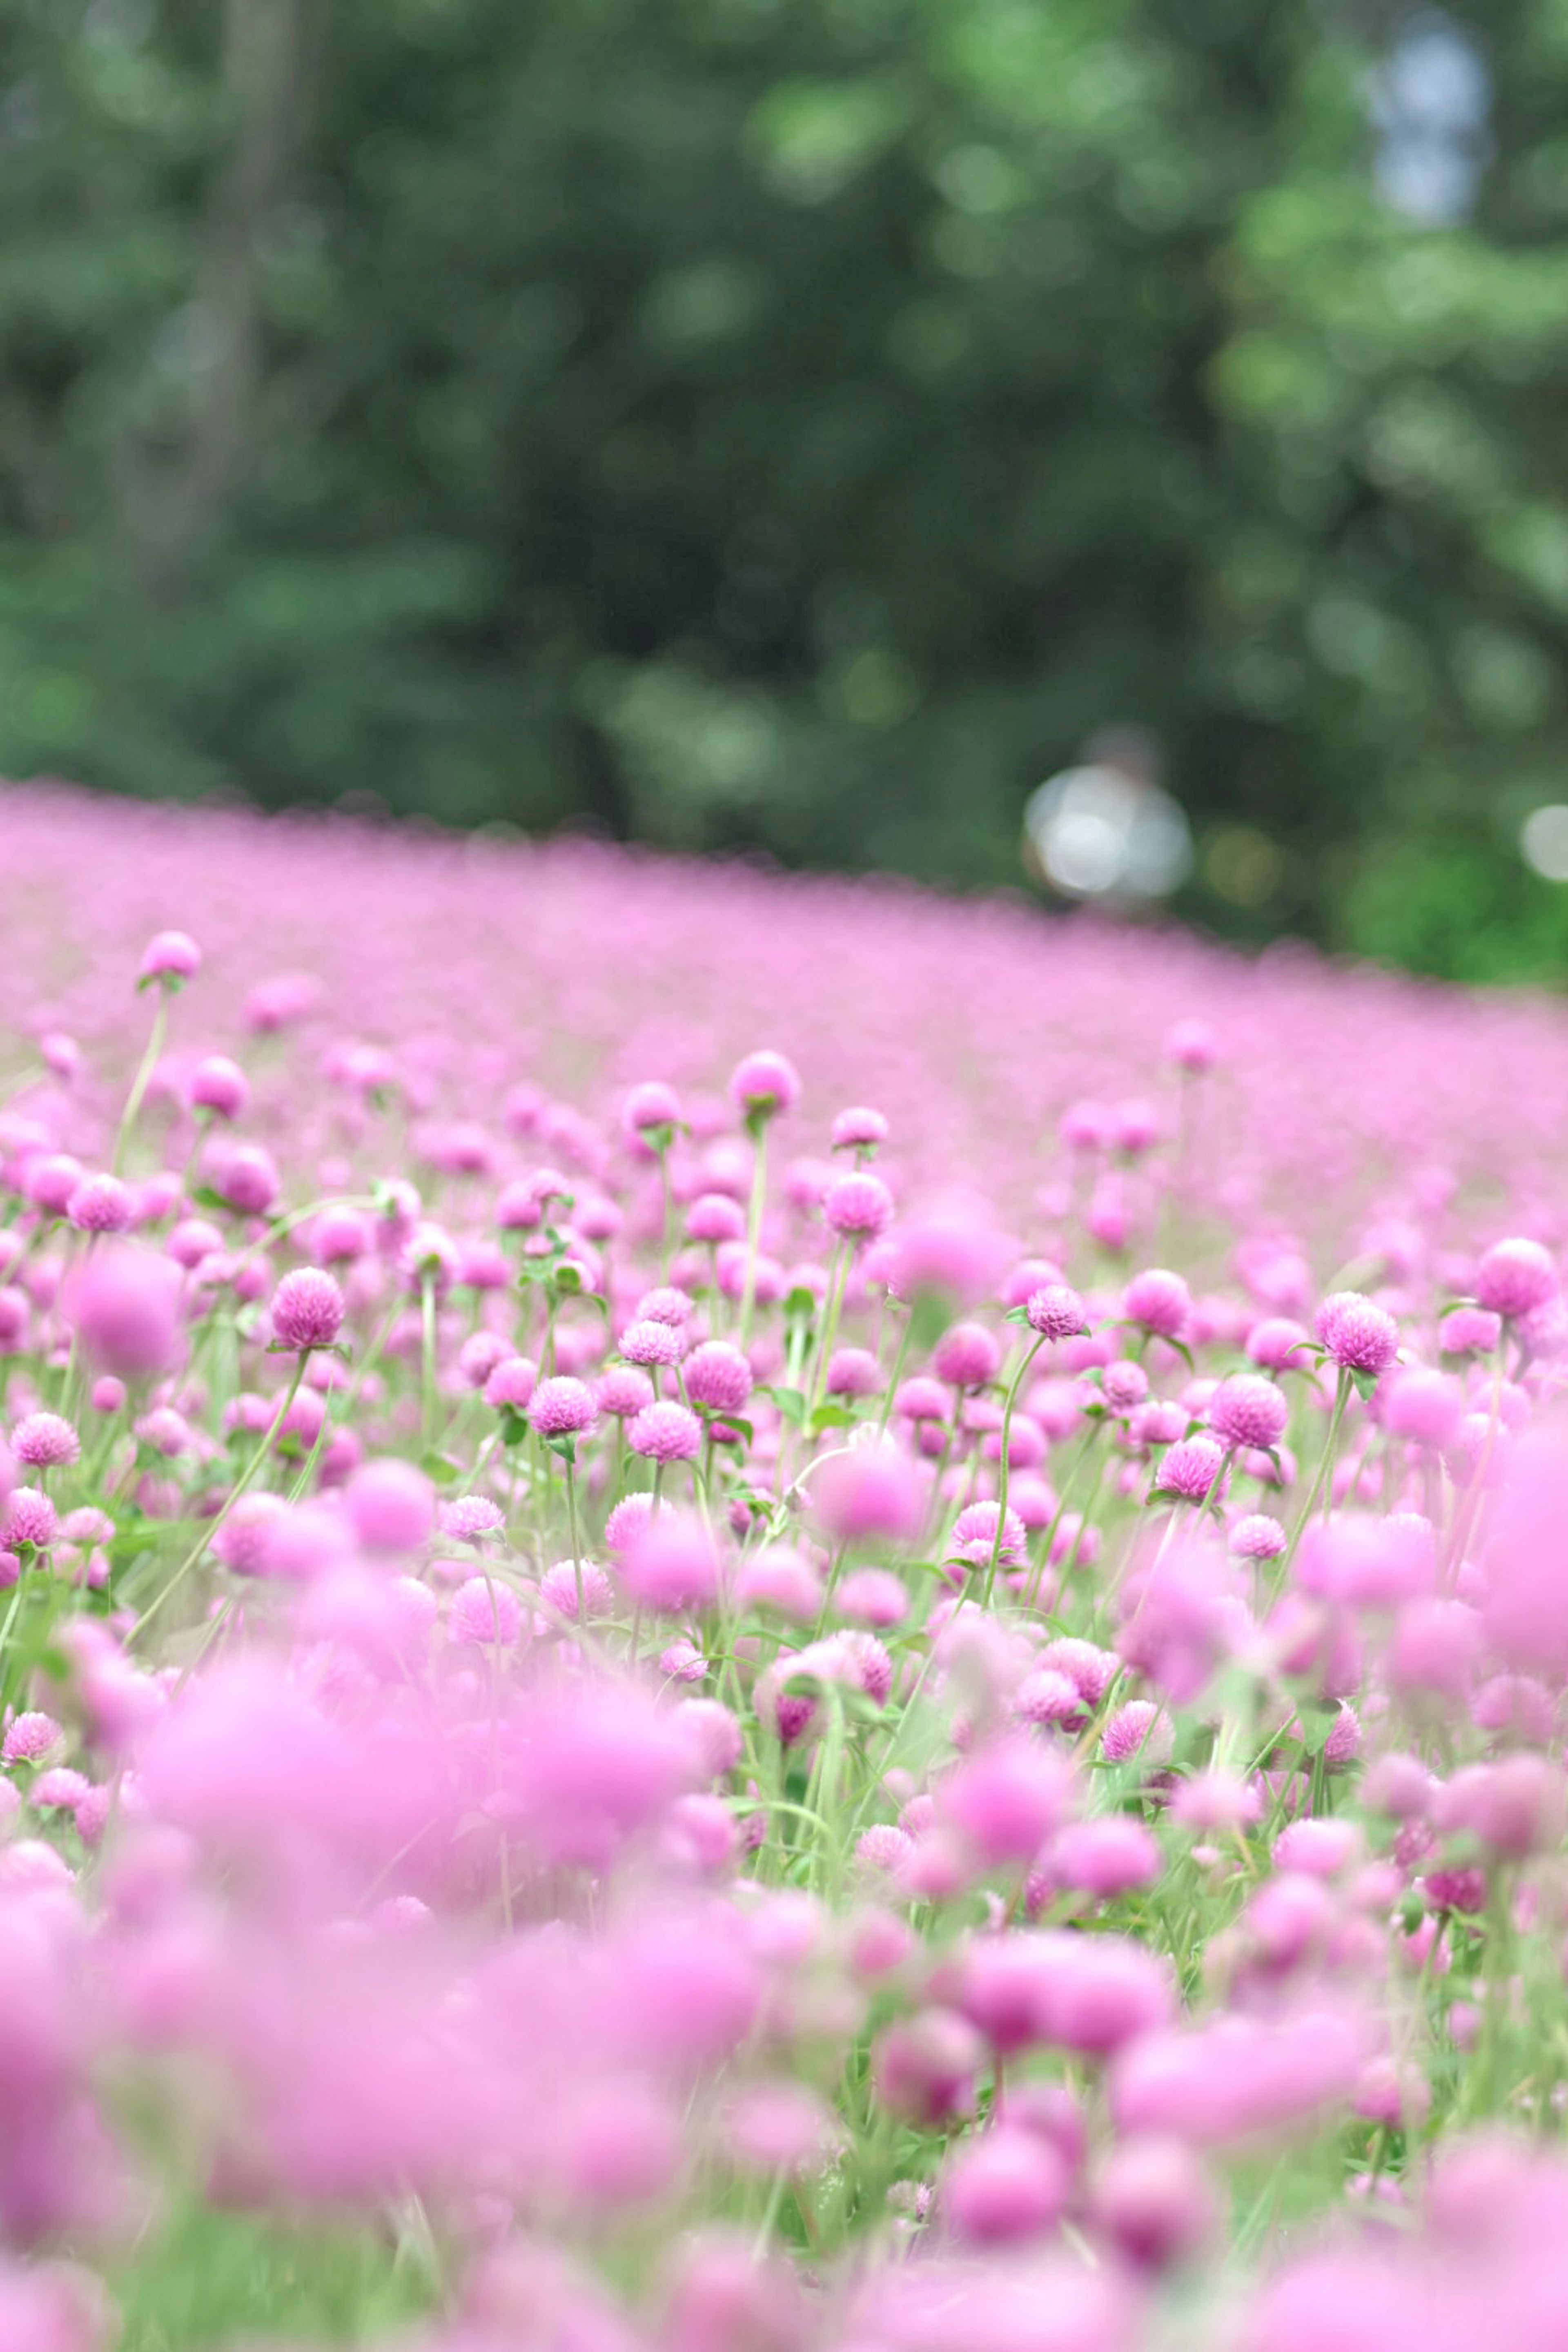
[138,929,202,986]
[623,1080,682,1136]
[1,1710,65,1765]
[4,1488,57,1550]
[619,1318,687,1369]
[1207,1373,1287,1452]
[188,1055,249,1120]
[449,1575,523,1649]
[596,1366,655,1420]
[628,1401,704,1463]
[951,1500,1027,1565]
[528,1377,597,1439]
[1123,1268,1192,1342]
[439,1496,505,1544]
[1153,1436,1227,1504]
[1025,1284,1089,1341]
[1474,1237,1558,1322]
[933,1322,1000,1390]
[823,1172,894,1242]
[270,1267,346,1352]
[67,1174,135,1235]
[729,1049,800,1120]
[1228,1513,1287,1561]
[831,1105,888,1151]
[1314,1291,1399,1378]
[686,1193,746,1245]
[683,1341,753,1414]
[10,1412,80,1470]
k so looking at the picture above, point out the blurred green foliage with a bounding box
[5,0,1568,974]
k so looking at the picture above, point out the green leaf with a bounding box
[1351,1368,1380,1402]
[546,1433,578,1465]
[807,1402,857,1436]
[760,1385,806,1427]
[782,1285,818,1321]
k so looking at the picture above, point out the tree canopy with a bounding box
[4,0,1568,976]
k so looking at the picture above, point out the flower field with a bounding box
[2,784,1568,2349]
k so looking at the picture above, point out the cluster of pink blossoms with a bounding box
[0,787,1564,2348]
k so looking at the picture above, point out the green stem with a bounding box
[111,991,169,1176]
[133,1357,306,1646]
[981,1334,1045,1610]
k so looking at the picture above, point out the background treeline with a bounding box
[6,0,1568,976]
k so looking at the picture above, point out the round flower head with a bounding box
[596,1366,656,1419]
[1,1710,64,1765]
[951,1499,1027,1564]
[67,1173,134,1235]
[1474,1236,1558,1321]
[604,1492,655,1554]
[458,1330,513,1390]
[1314,1290,1399,1377]
[346,1459,435,1553]
[635,1285,695,1328]
[831,1105,888,1150]
[528,1376,597,1439]
[4,1487,56,1550]
[138,929,202,985]
[1101,1359,1149,1414]
[485,1355,539,1413]
[541,1559,615,1621]
[1123,1268,1191,1341]
[1101,1699,1174,1766]
[1229,1512,1287,1561]
[1207,1373,1287,1452]
[619,1318,687,1368]
[1153,1436,1227,1504]
[894,1375,949,1423]
[215,1144,281,1218]
[934,1322,1000,1390]
[826,1346,880,1398]
[823,1172,894,1241]
[628,1401,704,1463]
[684,1341,753,1414]
[1026,1284,1089,1341]
[1165,1018,1218,1071]
[270,1267,345,1352]
[729,1049,800,1120]
[1245,1316,1312,1372]
[624,1080,682,1135]
[686,1192,746,1245]
[439,1495,505,1544]
[1439,1304,1501,1356]
[10,1412,79,1470]
[449,1575,523,1650]
[188,1054,249,1120]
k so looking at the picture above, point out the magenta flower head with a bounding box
[934,1321,1001,1389]
[823,1172,894,1242]
[940,1735,1072,1866]
[449,1575,522,1650]
[68,1245,181,1379]
[10,1413,78,1470]
[1154,1435,1227,1504]
[1207,1373,1287,1452]
[528,1376,597,1440]
[485,1355,539,1413]
[729,1049,800,1123]
[623,1080,682,1136]
[628,1400,703,1463]
[439,1495,505,1544]
[1026,1284,1089,1341]
[1229,1512,1286,1561]
[684,1341,753,1414]
[619,1317,686,1368]
[346,1459,435,1554]
[1245,1316,1313,1372]
[944,2125,1070,2246]
[4,1487,57,1550]
[270,1267,345,1352]
[595,1366,655,1420]
[67,1174,134,1235]
[187,1053,248,1121]
[1474,1236,1559,1321]
[1164,1018,1218,1072]
[1123,1268,1192,1342]
[831,1105,888,1151]
[138,929,202,988]
[1,1710,64,1765]
[686,1192,746,1245]
[621,1506,720,1612]
[1314,1290,1399,1377]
